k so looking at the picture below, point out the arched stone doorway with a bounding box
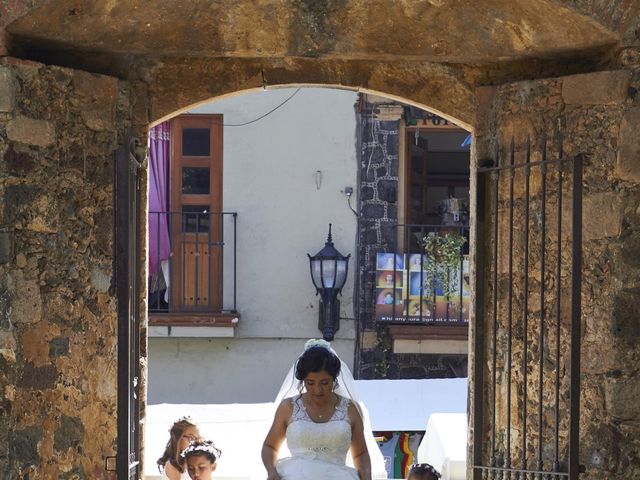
[145,85,473,480]
[1,1,639,479]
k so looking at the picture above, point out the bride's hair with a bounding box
[295,345,341,381]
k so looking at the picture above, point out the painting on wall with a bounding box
[375,252,470,323]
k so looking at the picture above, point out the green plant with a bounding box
[373,325,392,378]
[422,232,467,301]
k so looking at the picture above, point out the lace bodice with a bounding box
[285,395,352,466]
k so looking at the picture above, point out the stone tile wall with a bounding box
[355,100,399,379]
[355,98,468,380]
[0,58,132,479]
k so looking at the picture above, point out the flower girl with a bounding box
[157,417,201,480]
[181,440,222,480]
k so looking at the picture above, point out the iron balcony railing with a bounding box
[377,223,469,325]
[148,211,237,314]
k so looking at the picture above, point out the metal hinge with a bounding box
[129,137,148,172]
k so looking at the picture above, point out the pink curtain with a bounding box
[148,122,171,276]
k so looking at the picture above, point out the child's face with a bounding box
[186,454,216,480]
[179,426,200,452]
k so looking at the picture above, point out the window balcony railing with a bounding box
[148,211,238,325]
[375,223,469,325]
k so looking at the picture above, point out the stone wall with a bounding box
[0,58,132,479]
[355,99,400,379]
[355,98,468,380]
[473,65,640,478]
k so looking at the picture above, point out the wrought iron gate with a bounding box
[473,132,583,479]
[112,138,142,479]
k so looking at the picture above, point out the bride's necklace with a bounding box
[304,395,338,420]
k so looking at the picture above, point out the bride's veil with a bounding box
[274,339,388,479]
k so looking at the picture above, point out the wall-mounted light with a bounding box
[307,224,350,341]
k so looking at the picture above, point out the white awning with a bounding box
[354,378,468,431]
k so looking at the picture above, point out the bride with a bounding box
[261,339,386,480]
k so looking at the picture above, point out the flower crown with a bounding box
[180,440,222,461]
[304,338,331,351]
[409,463,441,478]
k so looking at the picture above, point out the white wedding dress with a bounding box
[276,395,359,480]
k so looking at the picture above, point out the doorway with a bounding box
[144,87,474,480]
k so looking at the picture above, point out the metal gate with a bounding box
[112,138,142,479]
[473,132,583,479]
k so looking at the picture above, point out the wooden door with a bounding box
[170,115,223,311]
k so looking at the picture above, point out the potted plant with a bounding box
[421,231,467,319]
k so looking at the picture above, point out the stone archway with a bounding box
[2,0,624,128]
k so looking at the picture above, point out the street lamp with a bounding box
[308,224,351,341]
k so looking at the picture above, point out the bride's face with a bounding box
[303,370,334,400]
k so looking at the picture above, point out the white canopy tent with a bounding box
[417,413,468,480]
[354,378,467,431]
[144,378,468,479]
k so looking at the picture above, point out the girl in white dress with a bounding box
[157,417,201,480]
[262,340,372,480]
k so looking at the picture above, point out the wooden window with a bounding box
[170,114,223,312]
[402,125,471,227]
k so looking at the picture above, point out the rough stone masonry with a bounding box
[473,67,640,479]
[0,59,133,479]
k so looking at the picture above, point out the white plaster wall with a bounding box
[148,88,360,404]
[148,337,355,404]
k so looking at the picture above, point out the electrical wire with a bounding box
[219,88,302,127]
[347,195,359,217]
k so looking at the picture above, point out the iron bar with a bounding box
[220,212,224,311]
[459,241,464,323]
[195,211,200,308]
[208,213,213,310]
[473,168,488,480]
[115,139,140,479]
[537,135,548,472]
[568,155,583,480]
[419,225,425,322]
[434,225,440,322]
[392,228,397,322]
[168,213,173,311]
[233,212,237,311]
[404,226,410,323]
[506,138,516,469]
[553,131,564,472]
[155,212,161,310]
[522,137,531,470]
[148,211,237,313]
[181,212,186,308]
[401,225,409,323]
[491,158,500,466]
